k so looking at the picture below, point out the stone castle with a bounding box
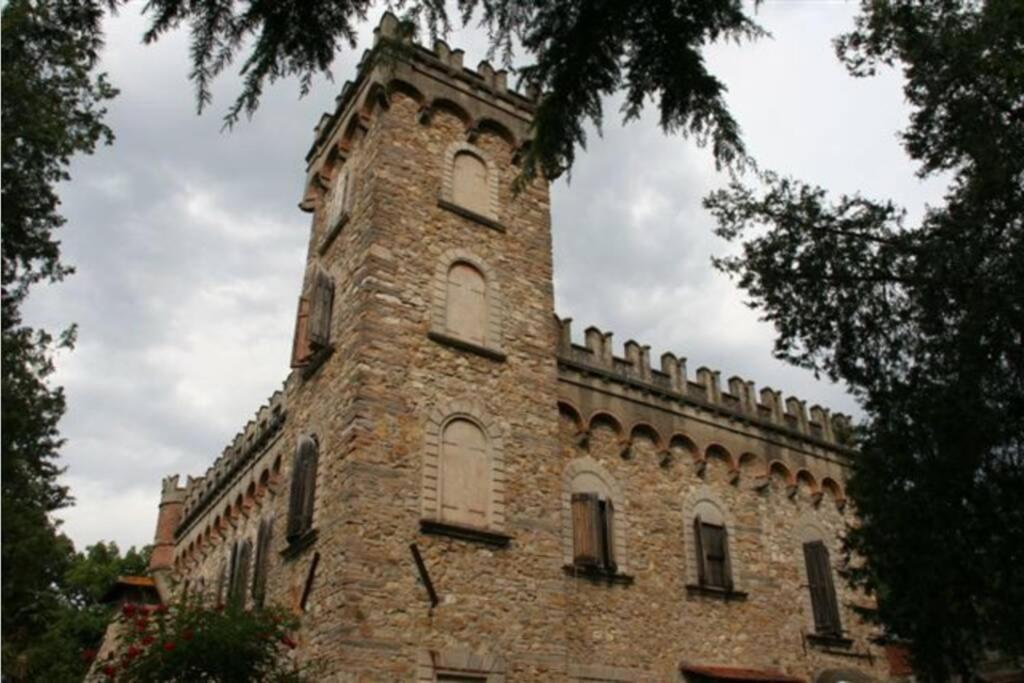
[146,13,896,682]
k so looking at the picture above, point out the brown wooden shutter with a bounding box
[290,297,312,367]
[601,499,617,572]
[231,539,252,607]
[721,524,734,591]
[693,515,706,585]
[308,270,335,349]
[215,559,227,605]
[299,437,319,535]
[572,493,601,567]
[286,443,308,540]
[804,541,842,634]
[252,519,273,608]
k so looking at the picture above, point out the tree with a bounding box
[705,0,1024,678]
[2,0,117,675]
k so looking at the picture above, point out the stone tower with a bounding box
[155,12,896,683]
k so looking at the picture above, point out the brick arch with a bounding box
[429,248,504,354]
[440,140,500,221]
[796,468,821,497]
[422,398,506,532]
[588,410,625,439]
[562,457,629,573]
[629,422,663,449]
[681,484,747,592]
[557,400,585,433]
[476,116,518,148]
[769,460,796,487]
[705,442,737,471]
[821,477,846,509]
[430,97,473,127]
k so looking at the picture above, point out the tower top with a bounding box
[299,11,538,212]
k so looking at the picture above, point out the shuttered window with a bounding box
[251,518,274,608]
[287,435,319,541]
[694,516,733,590]
[572,492,617,573]
[804,540,842,635]
[228,539,252,606]
[308,270,335,349]
[290,296,312,367]
[215,559,227,605]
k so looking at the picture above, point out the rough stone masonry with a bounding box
[146,12,897,683]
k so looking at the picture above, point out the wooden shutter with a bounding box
[290,297,312,367]
[693,515,706,585]
[299,437,319,535]
[215,559,227,605]
[308,270,335,349]
[804,541,842,635]
[231,539,252,607]
[572,493,601,567]
[721,524,734,591]
[252,519,273,608]
[601,499,617,572]
[286,443,309,540]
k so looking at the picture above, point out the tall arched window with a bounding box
[445,262,487,345]
[439,418,490,528]
[562,458,629,577]
[452,151,489,216]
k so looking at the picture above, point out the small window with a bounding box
[445,262,487,345]
[439,418,490,528]
[452,151,489,216]
[287,435,319,541]
[571,492,616,573]
[804,540,842,635]
[694,516,733,590]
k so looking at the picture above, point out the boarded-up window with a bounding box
[445,262,487,345]
[439,419,489,528]
[251,518,274,608]
[804,540,842,635]
[325,169,350,229]
[572,492,617,572]
[452,151,489,215]
[286,436,319,541]
[694,516,733,590]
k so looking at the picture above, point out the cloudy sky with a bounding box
[25,1,946,552]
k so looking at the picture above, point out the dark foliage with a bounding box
[706,0,1024,678]
[137,0,763,181]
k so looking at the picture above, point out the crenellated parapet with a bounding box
[555,316,853,450]
[174,385,289,537]
[299,11,539,212]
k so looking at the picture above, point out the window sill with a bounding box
[279,528,318,560]
[317,211,350,255]
[296,345,334,379]
[685,583,748,601]
[805,632,855,650]
[428,331,506,362]
[420,519,512,547]
[563,564,634,586]
[437,198,505,232]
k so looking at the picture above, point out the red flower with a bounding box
[121,603,136,618]
[126,645,142,659]
[154,603,169,614]
[101,664,117,678]
[162,641,176,652]
[141,635,155,646]
[181,628,194,641]
[280,635,298,650]
[81,648,97,663]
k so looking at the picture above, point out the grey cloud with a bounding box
[22,3,944,551]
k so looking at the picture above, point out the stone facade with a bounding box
[147,13,890,683]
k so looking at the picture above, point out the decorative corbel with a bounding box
[417,104,433,125]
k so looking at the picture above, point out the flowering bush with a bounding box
[92,601,315,682]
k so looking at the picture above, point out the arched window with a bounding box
[439,418,490,528]
[799,523,843,636]
[693,500,732,590]
[452,151,489,215]
[562,458,628,577]
[445,262,487,345]
[286,435,319,542]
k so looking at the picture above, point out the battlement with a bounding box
[174,384,289,534]
[300,12,538,211]
[555,316,853,450]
